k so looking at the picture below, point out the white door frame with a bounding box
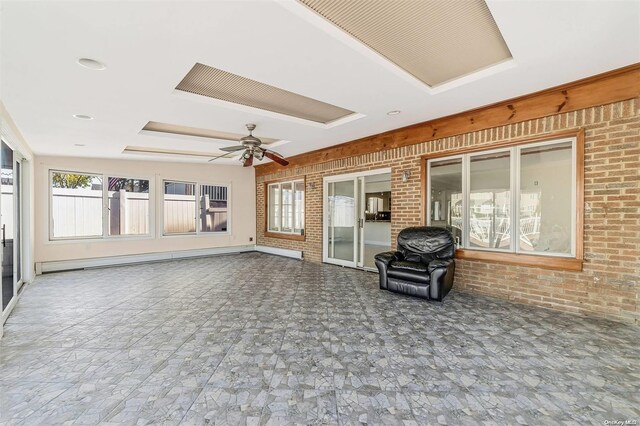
[1,146,25,325]
[323,167,391,268]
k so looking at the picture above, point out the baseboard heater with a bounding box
[35,245,303,274]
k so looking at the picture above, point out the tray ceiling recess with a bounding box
[297,0,512,87]
[123,146,223,159]
[175,63,355,124]
[141,121,279,145]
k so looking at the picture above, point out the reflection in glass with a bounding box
[2,142,14,311]
[520,142,572,254]
[294,181,305,234]
[268,184,280,232]
[430,158,462,246]
[469,151,511,250]
[328,180,355,262]
[281,182,293,232]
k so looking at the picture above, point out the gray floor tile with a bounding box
[0,252,637,425]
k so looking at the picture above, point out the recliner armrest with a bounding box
[374,251,403,267]
[427,259,452,273]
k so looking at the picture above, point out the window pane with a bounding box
[328,180,355,262]
[268,184,280,231]
[430,158,462,246]
[281,182,293,232]
[520,142,572,254]
[107,177,150,236]
[294,181,305,235]
[51,172,103,238]
[469,151,511,250]
[163,181,196,234]
[200,185,228,232]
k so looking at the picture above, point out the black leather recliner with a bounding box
[375,227,455,301]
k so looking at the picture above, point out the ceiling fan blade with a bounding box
[243,153,254,167]
[263,150,289,166]
[208,151,236,162]
[220,145,246,152]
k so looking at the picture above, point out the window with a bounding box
[162,181,230,235]
[107,177,150,236]
[427,137,577,259]
[267,179,305,236]
[200,185,228,232]
[163,181,196,234]
[50,171,104,239]
[50,171,151,240]
[469,151,511,250]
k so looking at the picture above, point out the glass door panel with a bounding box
[327,179,356,266]
[1,142,15,312]
[15,161,21,287]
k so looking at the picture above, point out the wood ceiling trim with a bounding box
[255,63,640,176]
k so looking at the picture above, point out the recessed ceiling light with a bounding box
[74,144,86,147]
[387,110,401,116]
[73,114,94,120]
[77,57,106,70]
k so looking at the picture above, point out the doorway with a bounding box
[1,141,23,316]
[323,169,392,270]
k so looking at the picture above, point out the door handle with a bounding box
[2,224,5,247]
[359,218,364,229]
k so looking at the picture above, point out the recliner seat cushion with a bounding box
[387,260,430,284]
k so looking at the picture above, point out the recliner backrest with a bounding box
[397,227,455,264]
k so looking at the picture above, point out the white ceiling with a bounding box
[1,0,638,165]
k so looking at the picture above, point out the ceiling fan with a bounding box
[208,124,289,167]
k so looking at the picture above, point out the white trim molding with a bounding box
[255,245,303,260]
[36,245,255,274]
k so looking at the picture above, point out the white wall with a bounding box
[34,155,256,263]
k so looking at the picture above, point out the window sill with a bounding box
[264,231,305,242]
[455,249,583,272]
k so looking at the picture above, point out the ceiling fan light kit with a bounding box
[209,124,289,167]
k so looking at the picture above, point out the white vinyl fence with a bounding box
[52,189,227,237]
[108,190,150,235]
[51,188,103,238]
[163,194,196,234]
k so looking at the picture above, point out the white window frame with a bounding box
[427,136,577,258]
[267,179,305,236]
[49,169,153,241]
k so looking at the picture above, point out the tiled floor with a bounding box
[0,252,638,425]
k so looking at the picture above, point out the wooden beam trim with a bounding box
[256,63,640,176]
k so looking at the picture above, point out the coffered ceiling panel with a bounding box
[297,0,512,86]
[176,63,355,124]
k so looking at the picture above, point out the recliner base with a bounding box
[384,278,431,299]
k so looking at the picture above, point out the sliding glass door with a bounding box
[1,141,23,317]
[323,169,392,270]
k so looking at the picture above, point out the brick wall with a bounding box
[257,99,640,323]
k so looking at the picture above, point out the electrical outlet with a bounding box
[249,237,253,242]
